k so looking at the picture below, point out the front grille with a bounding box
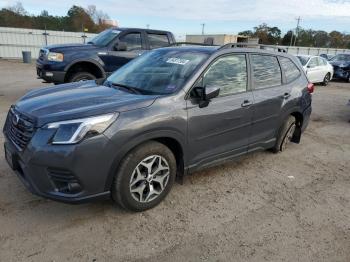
[4,108,35,150]
[38,48,48,60]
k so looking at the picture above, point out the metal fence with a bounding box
[281,45,350,56]
[0,27,97,59]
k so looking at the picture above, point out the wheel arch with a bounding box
[105,132,186,191]
[64,59,106,82]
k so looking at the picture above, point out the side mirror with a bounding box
[191,86,220,108]
[205,86,220,100]
[115,41,127,51]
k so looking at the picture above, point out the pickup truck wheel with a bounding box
[68,72,96,82]
[112,141,176,212]
[322,73,330,86]
[272,116,296,153]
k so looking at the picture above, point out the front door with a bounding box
[100,31,146,73]
[306,57,323,83]
[187,54,254,168]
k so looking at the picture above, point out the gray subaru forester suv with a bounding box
[3,45,313,211]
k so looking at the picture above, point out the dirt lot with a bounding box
[0,59,350,262]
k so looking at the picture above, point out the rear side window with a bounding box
[148,34,170,49]
[251,55,282,89]
[202,54,247,96]
[279,57,301,83]
[308,57,318,68]
[119,33,142,51]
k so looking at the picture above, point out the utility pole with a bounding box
[201,23,205,35]
[293,16,301,46]
[289,30,294,46]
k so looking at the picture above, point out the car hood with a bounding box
[47,43,100,53]
[329,61,350,68]
[15,81,158,127]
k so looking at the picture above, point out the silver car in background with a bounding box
[296,55,334,85]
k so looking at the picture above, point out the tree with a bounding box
[313,31,329,47]
[329,31,344,48]
[66,5,96,32]
[281,30,293,46]
[7,1,27,15]
[238,30,254,37]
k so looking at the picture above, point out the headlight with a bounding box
[47,52,64,62]
[45,113,118,144]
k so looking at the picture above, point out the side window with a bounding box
[147,34,170,49]
[119,33,142,51]
[202,54,247,96]
[251,55,282,89]
[279,57,301,83]
[308,57,318,68]
[319,57,327,66]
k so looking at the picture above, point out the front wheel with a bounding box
[68,72,96,82]
[112,141,176,212]
[272,116,296,153]
[322,73,331,86]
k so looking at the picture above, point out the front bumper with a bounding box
[333,68,350,81]
[36,60,66,83]
[3,129,114,204]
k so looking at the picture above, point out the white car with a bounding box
[296,55,334,85]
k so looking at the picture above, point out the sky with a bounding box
[1,0,350,39]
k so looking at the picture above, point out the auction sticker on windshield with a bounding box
[166,58,190,65]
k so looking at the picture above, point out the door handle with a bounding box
[241,100,252,107]
[282,93,291,99]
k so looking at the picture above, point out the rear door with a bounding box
[187,53,254,168]
[248,54,288,149]
[305,57,323,83]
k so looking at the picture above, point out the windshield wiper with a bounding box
[108,82,143,94]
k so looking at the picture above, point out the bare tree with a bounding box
[7,1,27,15]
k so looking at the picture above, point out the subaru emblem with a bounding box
[12,114,20,126]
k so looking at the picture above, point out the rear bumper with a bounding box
[301,105,312,132]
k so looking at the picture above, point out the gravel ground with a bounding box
[0,60,350,262]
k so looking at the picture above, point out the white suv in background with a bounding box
[296,55,334,85]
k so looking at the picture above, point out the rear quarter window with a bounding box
[279,57,301,83]
[251,55,282,89]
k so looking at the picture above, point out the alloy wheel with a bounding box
[129,155,170,203]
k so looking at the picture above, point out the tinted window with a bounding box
[202,55,247,96]
[308,57,318,68]
[107,49,208,95]
[330,54,350,62]
[252,55,282,89]
[148,34,170,48]
[279,57,301,83]
[120,33,142,51]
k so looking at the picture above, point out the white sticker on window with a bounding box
[166,58,189,65]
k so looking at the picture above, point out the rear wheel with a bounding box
[322,73,331,86]
[272,116,296,153]
[68,72,96,82]
[112,141,176,212]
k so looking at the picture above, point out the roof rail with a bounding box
[168,42,219,47]
[219,43,287,53]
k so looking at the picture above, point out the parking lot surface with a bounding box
[0,60,350,262]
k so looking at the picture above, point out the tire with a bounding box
[322,73,331,86]
[112,141,176,212]
[68,72,96,82]
[272,116,296,153]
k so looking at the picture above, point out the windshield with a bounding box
[297,56,309,66]
[88,29,121,46]
[106,49,209,95]
[330,54,350,62]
